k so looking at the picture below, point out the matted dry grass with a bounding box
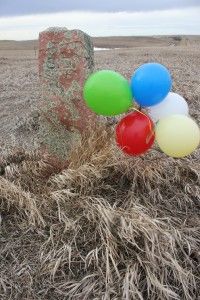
[0,124,200,299]
[0,37,200,299]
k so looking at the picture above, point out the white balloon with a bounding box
[147,92,189,123]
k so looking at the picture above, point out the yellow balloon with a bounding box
[156,114,200,158]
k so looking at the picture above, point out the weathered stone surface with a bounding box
[39,27,96,160]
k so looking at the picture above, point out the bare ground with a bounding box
[0,37,200,299]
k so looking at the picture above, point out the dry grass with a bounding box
[0,123,200,299]
[0,37,200,299]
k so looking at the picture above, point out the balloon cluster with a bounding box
[83,63,200,158]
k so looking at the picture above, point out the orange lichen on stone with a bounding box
[38,27,96,160]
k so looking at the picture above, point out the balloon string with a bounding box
[132,107,153,131]
[132,107,155,143]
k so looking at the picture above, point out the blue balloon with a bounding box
[131,63,172,107]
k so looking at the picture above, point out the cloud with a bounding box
[0,8,199,40]
[0,0,200,16]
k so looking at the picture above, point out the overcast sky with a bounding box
[0,0,199,40]
[0,0,200,15]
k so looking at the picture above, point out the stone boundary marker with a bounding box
[38,27,96,162]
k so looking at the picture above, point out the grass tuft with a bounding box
[0,125,200,299]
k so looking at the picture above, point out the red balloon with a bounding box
[116,111,155,156]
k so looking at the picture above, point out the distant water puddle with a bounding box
[94,47,120,51]
[94,47,111,51]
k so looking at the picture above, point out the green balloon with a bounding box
[83,70,133,116]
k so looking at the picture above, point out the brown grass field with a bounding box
[0,36,200,299]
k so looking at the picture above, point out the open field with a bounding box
[0,36,200,154]
[0,36,200,299]
[0,35,200,50]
